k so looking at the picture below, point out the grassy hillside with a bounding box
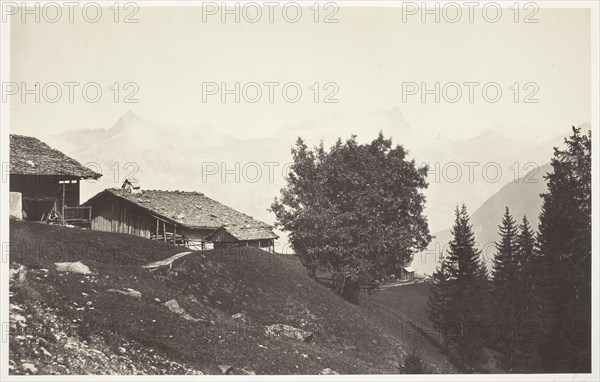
[9,220,457,375]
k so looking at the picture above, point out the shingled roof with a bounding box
[9,134,102,179]
[207,225,279,241]
[84,188,278,240]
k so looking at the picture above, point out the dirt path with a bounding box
[143,251,193,269]
[380,279,425,289]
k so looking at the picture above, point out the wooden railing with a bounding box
[63,206,92,222]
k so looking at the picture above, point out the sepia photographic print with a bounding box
[1,1,598,380]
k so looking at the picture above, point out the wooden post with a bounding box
[61,183,66,225]
[173,225,177,245]
[156,219,159,240]
[163,221,166,242]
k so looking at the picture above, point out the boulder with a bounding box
[236,368,256,375]
[218,364,233,374]
[164,299,209,323]
[320,368,339,375]
[21,362,38,374]
[108,288,142,300]
[55,261,92,275]
[264,324,313,342]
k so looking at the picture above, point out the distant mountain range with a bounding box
[41,109,585,258]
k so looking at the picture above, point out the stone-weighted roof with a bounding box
[84,188,277,240]
[10,134,101,179]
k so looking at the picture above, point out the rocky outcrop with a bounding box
[264,324,313,342]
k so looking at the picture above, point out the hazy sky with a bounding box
[9,5,591,141]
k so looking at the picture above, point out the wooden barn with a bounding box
[83,181,278,251]
[206,225,280,250]
[9,134,102,223]
[399,266,415,282]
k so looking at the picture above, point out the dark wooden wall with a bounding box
[90,197,154,238]
[214,238,274,250]
[10,175,80,220]
[210,228,238,243]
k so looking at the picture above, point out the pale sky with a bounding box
[9,5,592,141]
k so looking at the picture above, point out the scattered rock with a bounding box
[55,261,92,275]
[143,251,193,269]
[108,288,142,300]
[10,265,28,281]
[164,299,209,323]
[10,304,23,311]
[264,324,313,342]
[218,364,233,374]
[13,314,27,324]
[21,362,38,374]
[236,367,256,375]
[320,368,339,375]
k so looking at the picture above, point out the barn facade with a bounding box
[83,182,278,251]
[9,134,102,223]
[399,266,415,282]
[206,225,280,250]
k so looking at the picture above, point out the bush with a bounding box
[398,347,430,374]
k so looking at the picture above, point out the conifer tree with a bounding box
[536,127,591,372]
[426,257,450,346]
[428,205,488,370]
[513,215,542,372]
[491,207,519,370]
[398,346,431,374]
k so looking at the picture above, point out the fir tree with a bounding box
[426,257,450,347]
[398,346,431,374]
[428,205,488,370]
[491,207,520,370]
[537,127,591,372]
[513,215,542,372]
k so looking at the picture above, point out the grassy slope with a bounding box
[9,220,456,375]
[361,283,458,372]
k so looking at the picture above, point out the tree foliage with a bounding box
[426,205,488,369]
[536,127,591,372]
[271,133,431,298]
[491,208,520,370]
[398,346,431,374]
[491,210,541,371]
[427,127,591,373]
